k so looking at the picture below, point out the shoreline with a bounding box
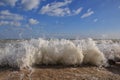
[0,64,120,80]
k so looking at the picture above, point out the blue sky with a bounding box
[0,0,120,39]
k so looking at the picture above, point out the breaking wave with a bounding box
[0,38,120,69]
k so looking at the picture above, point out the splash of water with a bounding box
[0,38,120,69]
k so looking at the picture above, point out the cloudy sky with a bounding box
[0,0,120,39]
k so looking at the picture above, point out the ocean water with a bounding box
[0,38,120,69]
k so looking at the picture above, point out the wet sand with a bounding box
[0,64,120,80]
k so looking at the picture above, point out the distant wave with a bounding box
[0,38,120,69]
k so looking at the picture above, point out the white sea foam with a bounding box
[0,38,120,69]
[40,39,84,65]
[73,38,107,66]
[97,41,120,61]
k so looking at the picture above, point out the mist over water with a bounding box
[0,38,120,69]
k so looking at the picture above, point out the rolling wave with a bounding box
[0,38,120,69]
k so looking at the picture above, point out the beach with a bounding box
[0,64,120,80]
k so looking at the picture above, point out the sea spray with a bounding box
[73,38,107,66]
[0,38,84,68]
[0,38,119,69]
[40,39,84,65]
[97,41,120,61]
[0,42,35,68]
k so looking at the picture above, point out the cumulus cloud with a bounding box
[0,10,23,21]
[21,0,40,10]
[81,8,94,18]
[40,0,72,16]
[0,0,41,10]
[40,0,82,17]
[0,10,23,27]
[0,0,18,6]
[0,10,40,27]
[0,20,21,27]
[29,18,39,25]
[73,7,83,15]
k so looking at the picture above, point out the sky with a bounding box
[0,0,120,39]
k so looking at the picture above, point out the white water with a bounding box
[73,38,107,66]
[0,38,120,69]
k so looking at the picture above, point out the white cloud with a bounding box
[0,10,23,27]
[81,8,94,18]
[29,18,39,25]
[0,0,17,6]
[21,0,40,10]
[0,20,21,27]
[0,0,41,10]
[0,10,40,27]
[0,10,23,21]
[40,0,72,16]
[93,18,98,22]
[73,7,83,15]
[40,0,82,17]
[0,10,39,26]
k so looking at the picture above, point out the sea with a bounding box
[0,38,120,69]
